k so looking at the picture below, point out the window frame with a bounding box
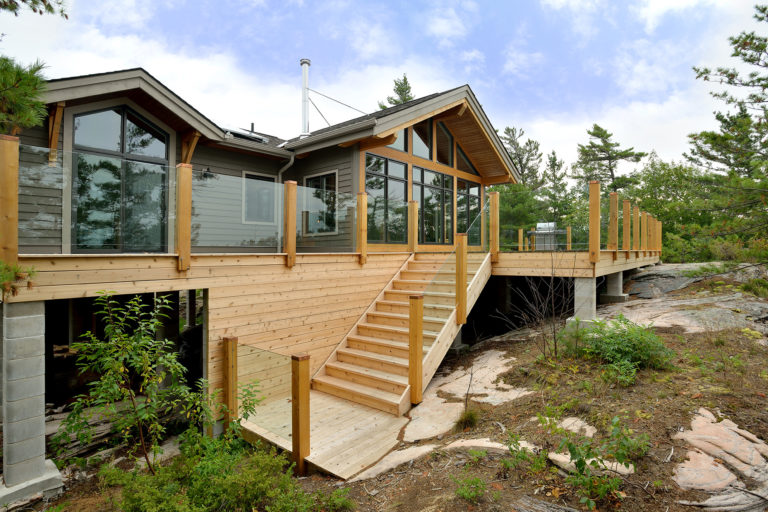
[413,167,454,245]
[365,154,409,244]
[302,169,339,237]
[70,105,170,254]
[241,170,278,226]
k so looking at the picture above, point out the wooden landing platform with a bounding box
[492,250,660,278]
[241,390,408,480]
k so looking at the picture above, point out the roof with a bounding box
[285,85,518,183]
[44,68,291,159]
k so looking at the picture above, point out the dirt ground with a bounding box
[35,269,768,512]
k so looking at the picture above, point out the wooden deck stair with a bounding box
[312,251,492,416]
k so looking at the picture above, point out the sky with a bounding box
[0,0,761,174]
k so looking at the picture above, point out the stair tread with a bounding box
[377,300,453,310]
[385,289,456,298]
[313,374,401,403]
[337,347,408,365]
[326,361,408,385]
[349,333,433,349]
[368,311,446,323]
[358,322,440,337]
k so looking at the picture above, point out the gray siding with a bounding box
[190,145,283,253]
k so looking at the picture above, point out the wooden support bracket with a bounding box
[180,131,201,165]
[48,102,65,165]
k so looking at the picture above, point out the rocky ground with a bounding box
[33,262,768,511]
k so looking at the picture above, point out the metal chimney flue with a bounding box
[300,58,311,137]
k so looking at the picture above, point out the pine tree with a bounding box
[378,74,415,109]
[0,0,67,17]
[0,57,47,135]
[540,151,572,223]
[500,126,543,190]
[572,124,646,193]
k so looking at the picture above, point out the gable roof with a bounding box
[286,85,518,183]
[44,68,291,158]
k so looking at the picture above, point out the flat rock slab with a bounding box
[558,417,597,438]
[445,437,539,455]
[548,452,635,476]
[674,408,768,510]
[350,444,437,482]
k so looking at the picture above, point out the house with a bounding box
[0,66,661,501]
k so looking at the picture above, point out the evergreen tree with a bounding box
[0,57,47,135]
[572,124,646,193]
[500,126,543,190]
[378,74,414,109]
[540,150,572,223]
[0,0,67,17]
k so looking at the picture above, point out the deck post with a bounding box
[489,191,499,263]
[658,221,663,255]
[633,205,640,252]
[531,227,536,252]
[566,226,572,251]
[223,336,238,427]
[408,295,424,405]
[456,233,468,325]
[291,354,310,475]
[283,181,297,268]
[0,135,19,266]
[175,163,192,272]
[518,229,523,252]
[641,212,648,254]
[622,199,630,253]
[357,192,367,265]
[588,180,600,263]
[408,200,418,253]
[608,192,618,251]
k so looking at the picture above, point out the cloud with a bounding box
[632,0,717,33]
[426,0,478,47]
[539,0,605,41]
[347,22,397,60]
[612,39,688,97]
[460,49,485,74]
[502,24,543,78]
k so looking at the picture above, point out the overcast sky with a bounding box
[0,0,760,173]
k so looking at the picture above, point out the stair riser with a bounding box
[392,281,455,293]
[376,302,452,319]
[357,325,436,343]
[337,351,408,376]
[366,314,444,331]
[399,271,476,282]
[325,366,406,395]
[311,380,400,415]
[408,262,483,272]
[383,291,455,306]
[348,337,409,358]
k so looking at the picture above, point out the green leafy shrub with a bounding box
[601,360,637,386]
[453,476,486,504]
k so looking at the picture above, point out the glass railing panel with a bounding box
[421,247,456,352]
[237,345,292,444]
[295,185,356,252]
[469,198,490,253]
[191,170,282,252]
[18,145,67,254]
[367,194,408,245]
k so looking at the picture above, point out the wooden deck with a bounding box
[492,250,660,278]
[241,390,407,480]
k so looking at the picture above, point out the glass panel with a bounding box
[457,145,479,176]
[296,185,356,251]
[366,173,386,243]
[18,145,67,254]
[387,128,407,152]
[386,179,407,243]
[123,161,166,252]
[74,109,122,152]
[244,174,277,223]
[444,189,453,244]
[366,154,385,174]
[436,122,453,166]
[468,182,481,197]
[300,179,336,235]
[422,187,441,244]
[73,153,122,250]
[412,120,431,160]
[444,174,454,189]
[192,170,282,250]
[125,111,167,159]
[457,193,468,234]
[423,170,441,188]
[387,160,406,180]
[413,167,423,184]
[468,196,481,245]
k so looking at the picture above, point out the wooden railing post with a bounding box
[633,205,640,252]
[622,199,630,252]
[408,200,419,253]
[223,336,238,427]
[408,295,423,405]
[518,229,523,252]
[531,227,536,252]
[659,222,663,255]
[291,354,310,475]
[649,217,655,252]
[566,226,572,251]
[0,135,19,266]
[175,163,192,272]
[588,180,601,263]
[456,233,468,325]
[283,181,297,268]
[641,212,648,254]
[357,192,367,265]
[489,191,499,262]
[608,192,618,251]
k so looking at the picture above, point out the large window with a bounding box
[413,168,453,244]
[457,178,482,244]
[243,172,277,224]
[72,107,169,252]
[366,155,407,243]
[303,171,337,235]
[412,120,432,160]
[435,121,453,166]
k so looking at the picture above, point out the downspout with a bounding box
[277,152,295,184]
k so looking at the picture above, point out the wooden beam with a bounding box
[47,102,64,165]
[633,205,640,251]
[180,130,201,165]
[291,353,310,475]
[608,192,618,251]
[408,200,419,253]
[359,134,397,152]
[489,191,499,263]
[376,99,467,139]
[456,233,468,325]
[0,135,19,266]
[408,294,423,405]
[284,181,297,268]
[357,192,367,265]
[589,181,600,264]
[566,226,572,251]
[223,336,238,427]
[175,163,192,272]
[622,199,630,252]
[457,102,468,117]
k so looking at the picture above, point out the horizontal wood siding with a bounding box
[190,145,282,252]
[18,126,64,254]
